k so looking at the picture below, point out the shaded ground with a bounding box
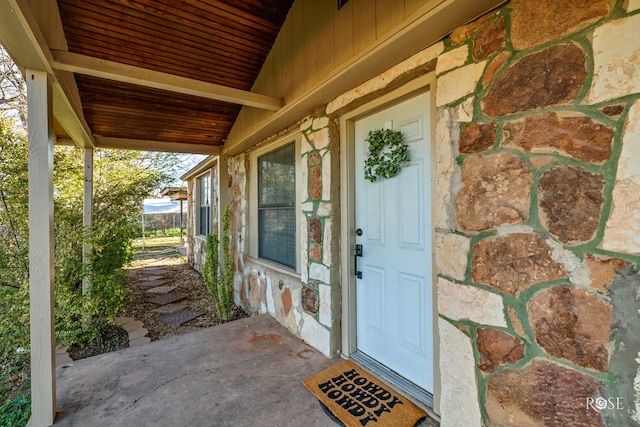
[56,315,337,427]
[69,240,246,360]
[124,243,247,341]
[67,324,129,361]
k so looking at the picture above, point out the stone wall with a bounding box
[226,38,442,358]
[222,0,640,424]
[186,178,195,266]
[435,0,640,425]
[227,116,337,357]
[189,164,218,274]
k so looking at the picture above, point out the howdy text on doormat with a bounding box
[302,360,426,427]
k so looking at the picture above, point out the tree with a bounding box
[0,46,26,125]
[0,43,182,421]
[53,146,178,345]
[0,122,28,289]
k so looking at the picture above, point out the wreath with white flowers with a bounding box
[363,128,410,182]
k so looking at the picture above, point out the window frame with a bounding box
[249,131,302,274]
[196,171,211,237]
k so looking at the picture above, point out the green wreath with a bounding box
[363,128,410,182]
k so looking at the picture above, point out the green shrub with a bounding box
[0,122,179,411]
[55,272,128,347]
[203,206,234,320]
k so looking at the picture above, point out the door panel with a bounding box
[354,91,433,393]
[398,160,424,249]
[363,265,386,335]
[398,273,426,354]
[364,183,384,244]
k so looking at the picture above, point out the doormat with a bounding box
[302,360,426,427]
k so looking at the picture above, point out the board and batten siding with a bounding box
[225,0,503,154]
[250,0,428,105]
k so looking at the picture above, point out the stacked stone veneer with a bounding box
[436,1,640,425]
[222,0,640,424]
[189,165,219,274]
[226,115,337,357]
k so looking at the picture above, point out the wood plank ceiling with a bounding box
[57,0,294,149]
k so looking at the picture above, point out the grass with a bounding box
[129,233,186,267]
[133,235,181,249]
[136,227,185,239]
[132,231,182,254]
[0,394,30,427]
[0,374,30,427]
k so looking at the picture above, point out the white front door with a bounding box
[354,91,433,393]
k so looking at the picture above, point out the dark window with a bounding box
[258,143,296,268]
[198,174,210,236]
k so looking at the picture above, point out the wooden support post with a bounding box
[82,147,93,295]
[179,199,184,246]
[27,69,56,426]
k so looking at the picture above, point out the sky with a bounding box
[173,153,208,178]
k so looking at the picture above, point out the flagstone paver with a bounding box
[119,319,144,332]
[136,275,165,282]
[135,278,172,288]
[147,294,186,306]
[158,309,204,326]
[55,346,73,367]
[114,316,133,325]
[141,268,169,275]
[128,328,149,341]
[146,285,176,294]
[151,302,188,314]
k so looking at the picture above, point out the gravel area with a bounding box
[123,247,247,341]
[69,245,247,360]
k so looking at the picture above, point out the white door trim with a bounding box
[339,73,441,414]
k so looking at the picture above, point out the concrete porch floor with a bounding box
[54,314,337,426]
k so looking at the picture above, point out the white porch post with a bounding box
[179,199,184,246]
[82,147,93,295]
[27,69,56,426]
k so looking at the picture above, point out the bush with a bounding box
[0,137,178,412]
[55,272,128,347]
[203,206,234,320]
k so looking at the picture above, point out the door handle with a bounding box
[355,244,363,279]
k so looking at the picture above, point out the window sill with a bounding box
[246,256,301,281]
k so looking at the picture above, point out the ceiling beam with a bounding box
[51,50,284,112]
[0,0,95,148]
[94,136,221,155]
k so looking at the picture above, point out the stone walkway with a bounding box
[55,246,206,367]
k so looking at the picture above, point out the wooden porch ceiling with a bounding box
[53,0,294,152]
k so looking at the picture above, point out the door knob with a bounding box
[355,228,363,236]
